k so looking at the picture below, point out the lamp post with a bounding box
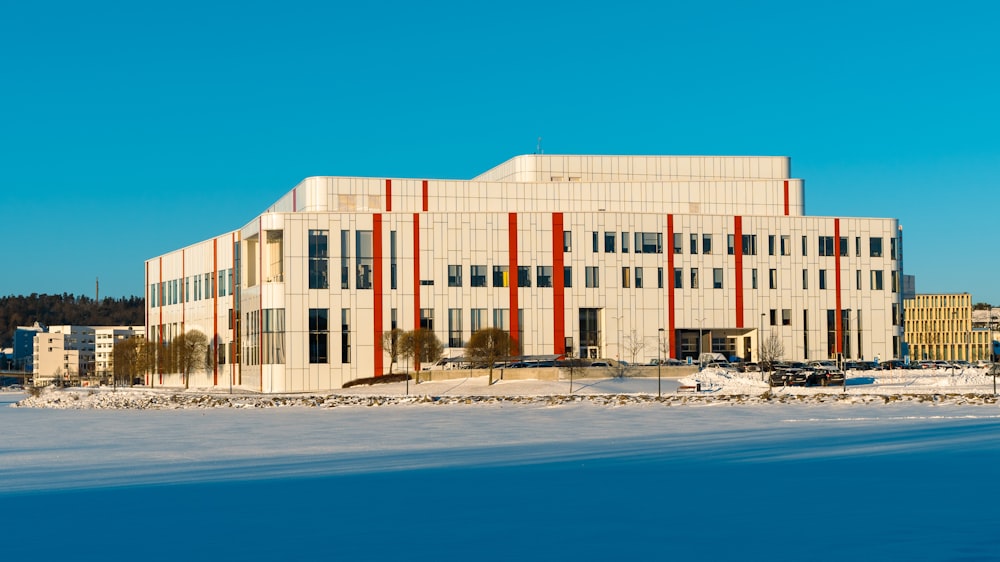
[697,317,706,370]
[759,312,766,379]
[657,328,664,398]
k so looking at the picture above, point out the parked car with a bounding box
[808,367,846,386]
[769,369,809,386]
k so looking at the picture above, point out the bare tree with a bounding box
[173,330,209,389]
[381,328,405,375]
[465,327,513,385]
[560,350,587,394]
[113,336,152,388]
[620,330,648,377]
[399,329,444,379]
[759,332,784,373]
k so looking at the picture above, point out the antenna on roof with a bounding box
[536,137,543,155]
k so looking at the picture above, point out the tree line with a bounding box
[0,293,144,347]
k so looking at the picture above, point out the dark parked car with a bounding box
[769,369,809,386]
[808,368,846,386]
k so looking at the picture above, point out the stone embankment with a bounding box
[11,388,999,410]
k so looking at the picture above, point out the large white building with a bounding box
[145,155,904,392]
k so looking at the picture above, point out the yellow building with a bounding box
[904,293,990,362]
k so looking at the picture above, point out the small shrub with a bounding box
[343,373,412,388]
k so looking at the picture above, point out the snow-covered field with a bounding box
[3,370,1000,561]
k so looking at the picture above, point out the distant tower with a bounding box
[535,137,543,154]
[96,277,99,302]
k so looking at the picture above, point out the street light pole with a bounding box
[657,328,664,398]
[697,317,706,370]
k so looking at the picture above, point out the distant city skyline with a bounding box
[2,1,998,303]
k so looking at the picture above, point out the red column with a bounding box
[552,213,565,355]
[666,214,676,358]
[385,180,392,212]
[373,214,384,376]
[734,216,744,328]
[412,214,421,371]
[834,218,843,355]
[509,213,519,354]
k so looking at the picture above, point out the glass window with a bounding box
[819,236,834,257]
[702,234,712,255]
[471,309,486,333]
[604,232,616,253]
[690,233,698,255]
[390,230,397,290]
[801,235,808,256]
[493,266,509,287]
[621,232,629,253]
[635,267,644,289]
[780,235,790,256]
[768,235,776,256]
[537,266,553,288]
[712,268,723,289]
[341,309,351,363]
[563,231,572,252]
[727,234,735,255]
[769,269,777,289]
[742,235,757,255]
[493,308,509,331]
[635,232,662,254]
[870,237,883,257]
[471,265,487,287]
[448,265,462,287]
[819,269,827,290]
[420,308,434,331]
[340,230,350,289]
[592,232,598,253]
[585,266,599,288]
[657,267,663,289]
[802,269,808,290]
[690,268,699,289]
[308,308,328,364]
[751,268,758,289]
[518,266,531,287]
[782,309,791,326]
[622,267,631,288]
[871,270,884,290]
[840,236,848,257]
[674,267,682,289]
[673,233,683,254]
[356,231,373,289]
[448,309,463,348]
[309,230,329,289]
[564,266,572,288]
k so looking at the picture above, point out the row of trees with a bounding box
[112,331,208,388]
[0,293,144,346]
[382,327,518,384]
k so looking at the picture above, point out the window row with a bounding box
[149,269,233,308]
[591,231,664,254]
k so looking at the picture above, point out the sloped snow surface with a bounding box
[3,372,1000,561]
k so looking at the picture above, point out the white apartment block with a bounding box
[94,326,146,378]
[145,155,904,392]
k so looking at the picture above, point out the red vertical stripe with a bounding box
[734,216,744,328]
[385,179,392,212]
[412,214,421,371]
[834,218,843,356]
[145,261,150,387]
[293,188,297,212]
[258,218,263,392]
[422,180,428,212]
[373,214,384,376]
[158,257,163,386]
[213,238,218,386]
[783,180,789,216]
[552,213,565,355]
[509,213,519,354]
[666,214,676,358]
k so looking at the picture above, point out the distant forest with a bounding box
[0,294,144,346]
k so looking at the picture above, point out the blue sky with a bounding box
[2,0,998,303]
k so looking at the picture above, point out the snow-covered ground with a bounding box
[3,371,1000,561]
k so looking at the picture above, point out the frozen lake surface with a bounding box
[3,381,1000,561]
